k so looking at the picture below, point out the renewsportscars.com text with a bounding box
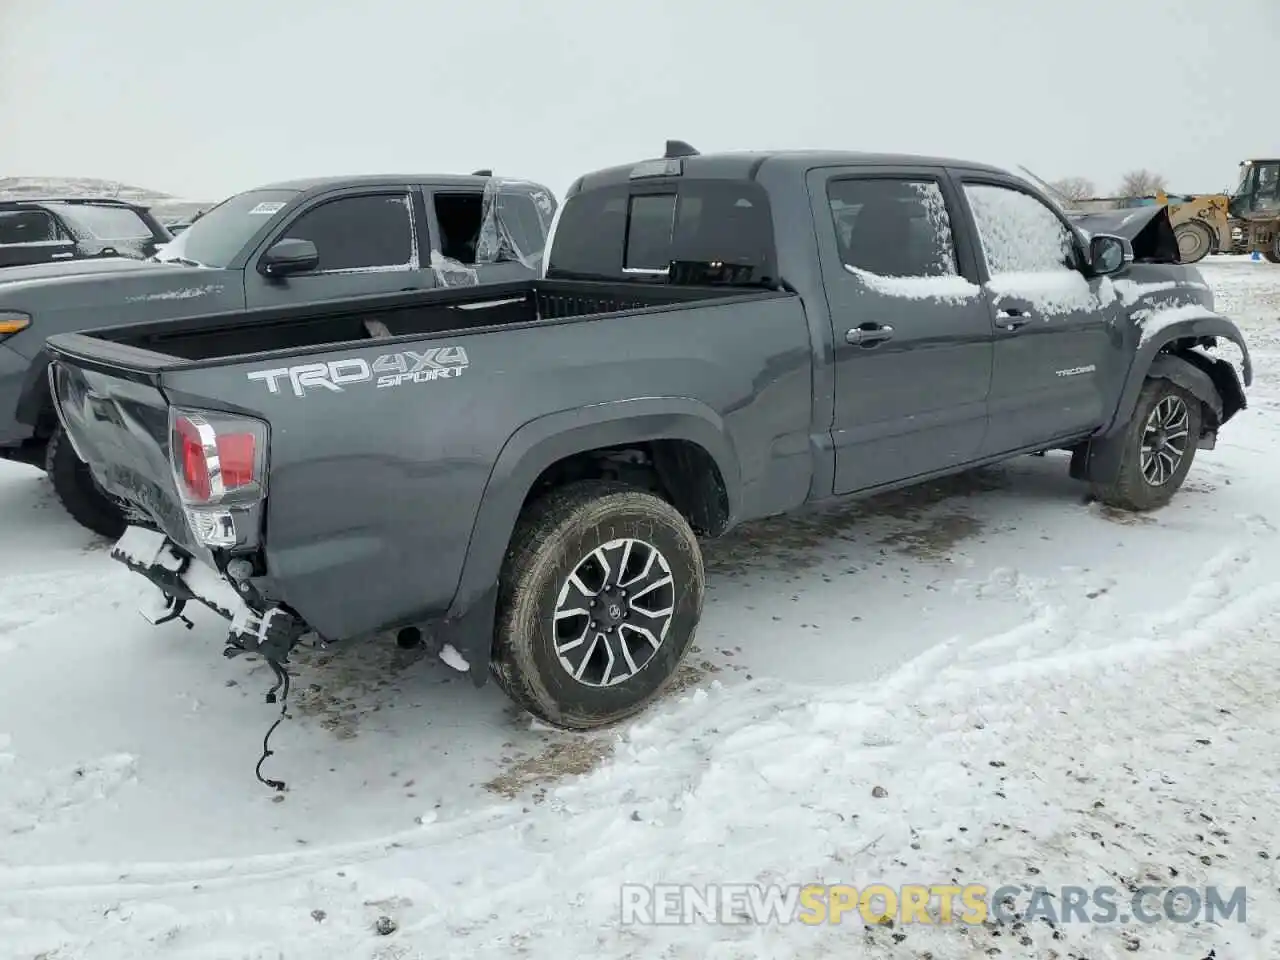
[619,883,1248,926]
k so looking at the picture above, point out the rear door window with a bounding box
[827,177,960,278]
[491,190,551,264]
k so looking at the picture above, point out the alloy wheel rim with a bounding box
[552,537,676,687]
[1140,395,1190,486]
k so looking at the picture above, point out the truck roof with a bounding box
[0,196,152,210]
[572,149,1013,194]
[254,173,510,193]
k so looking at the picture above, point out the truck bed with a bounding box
[46,273,810,646]
[47,278,771,371]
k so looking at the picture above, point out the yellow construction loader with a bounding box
[1154,190,1232,264]
[1019,168,1229,265]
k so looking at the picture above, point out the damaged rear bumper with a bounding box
[111,525,306,662]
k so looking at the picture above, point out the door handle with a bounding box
[846,323,894,346]
[994,309,1032,331]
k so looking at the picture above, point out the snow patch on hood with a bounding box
[845,265,980,303]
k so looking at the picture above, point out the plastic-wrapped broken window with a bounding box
[429,177,556,287]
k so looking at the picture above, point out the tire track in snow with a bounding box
[944,514,1276,681]
[0,804,522,900]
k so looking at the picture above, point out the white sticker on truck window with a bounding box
[248,202,286,216]
[245,347,470,398]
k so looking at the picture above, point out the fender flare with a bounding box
[435,397,740,683]
[1073,314,1251,487]
[1102,313,1251,438]
[14,350,54,431]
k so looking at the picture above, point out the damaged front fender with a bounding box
[1069,205,1181,264]
[1072,311,1251,486]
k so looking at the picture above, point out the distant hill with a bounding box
[0,176,215,224]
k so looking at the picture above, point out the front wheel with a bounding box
[46,427,127,539]
[1090,379,1202,512]
[1174,220,1214,264]
[492,480,705,730]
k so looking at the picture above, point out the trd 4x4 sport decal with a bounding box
[245,347,470,398]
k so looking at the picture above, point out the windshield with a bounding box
[1233,162,1254,197]
[155,189,298,267]
[50,203,153,240]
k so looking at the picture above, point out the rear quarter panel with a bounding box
[161,295,814,641]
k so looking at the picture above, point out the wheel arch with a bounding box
[1073,316,1249,488]
[1103,314,1251,438]
[14,350,57,436]
[434,398,740,682]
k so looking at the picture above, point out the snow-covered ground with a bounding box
[1,258,1277,959]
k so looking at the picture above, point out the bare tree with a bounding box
[1117,169,1169,197]
[1048,177,1097,203]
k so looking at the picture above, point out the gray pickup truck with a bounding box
[1,172,554,536]
[46,143,1251,733]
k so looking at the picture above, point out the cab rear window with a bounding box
[548,178,778,287]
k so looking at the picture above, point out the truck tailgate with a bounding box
[49,353,198,554]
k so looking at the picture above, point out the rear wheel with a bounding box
[1174,220,1214,264]
[492,480,704,730]
[1090,379,1201,512]
[1265,234,1280,264]
[46,427,127,539]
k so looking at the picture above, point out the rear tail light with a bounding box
[0,311,31,343]
[169,407,268,547]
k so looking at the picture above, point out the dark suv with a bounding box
[0,198,173,270]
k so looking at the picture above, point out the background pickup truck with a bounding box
[47,142,1251,732]
[1,172,555,537]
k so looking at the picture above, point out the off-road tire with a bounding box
[1265,234,1280,264]
[46,427,127,539]
[492,480,705,730]
[1174,220,1214,264]
[1090,378,1202,512]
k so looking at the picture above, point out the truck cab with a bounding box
[151,174,557,307]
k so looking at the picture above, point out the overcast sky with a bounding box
[2,0,1277,204]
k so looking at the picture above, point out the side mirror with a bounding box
[258,238,319,277]
[1088,233,1131,275]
